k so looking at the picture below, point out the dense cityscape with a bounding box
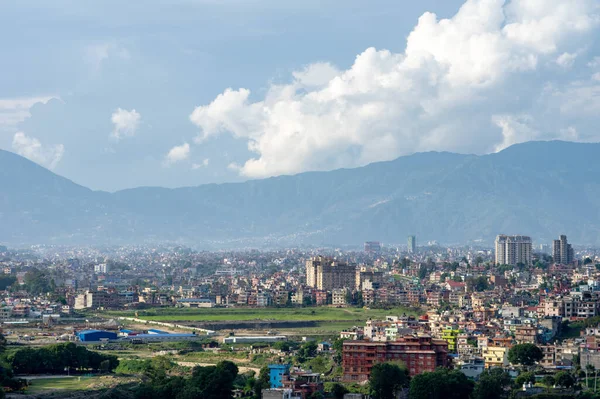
[0,234,598,398]
[3,0,600,397]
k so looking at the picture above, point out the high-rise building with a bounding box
[552,235,574,265]
[408,235,416,253]
[495,235,532,266]
[364,241,381,252]
[305,256,356,290]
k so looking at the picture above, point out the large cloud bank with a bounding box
[190,0,600,178]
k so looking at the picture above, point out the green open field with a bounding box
[25,376,100,394]
[105,306,421,322]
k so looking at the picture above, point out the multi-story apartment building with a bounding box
[482,346,509,368]
[313,290,330,306]
[442,327,461,353]
[332,288,348,306]
[539,345,556,368]
[343,334,448,381]
[73,290,114,310]
[515,325,538,344]
[257,292,271,307]
[562,292,599,318]
[553,235,574,265]
[355,269,384,290]
[305,256,355,290]
[495,235,532,266]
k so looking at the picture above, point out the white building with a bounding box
[495,235,532,266]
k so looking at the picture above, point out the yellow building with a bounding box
[441,328,461,353]
[483,346,509,368]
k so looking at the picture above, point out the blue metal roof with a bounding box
[125,333,197,338]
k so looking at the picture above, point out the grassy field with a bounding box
[106,306,421,322]
[25,377,100,394]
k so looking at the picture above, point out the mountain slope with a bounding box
[1,141,599,246]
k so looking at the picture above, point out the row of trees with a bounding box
[134,360,242,399]
[6,342,119,374]
[120,357,277,399]
[368,364,579,399]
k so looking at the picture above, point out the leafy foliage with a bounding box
[135,361,239,399]
[508,343,543,366]
[0,275,16,290]
[472,368,512,399]
[554,371,575,388]
[409,368,474,399]
[369,362,409,399]
[515,371,536,388]
[467,276,489,292]
[23,268,54,295]
[296,341,317,363]
[6,342,118,374]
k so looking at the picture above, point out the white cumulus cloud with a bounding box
[192,158,210,169]
[111,108,141,140]
[0,96,57,129]
[12,132,64,170]
[164,142,190,165]
[189,0,600,178]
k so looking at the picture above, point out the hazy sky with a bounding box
[1,0,599,191]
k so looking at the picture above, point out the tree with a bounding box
[515,371,536,388]
[508,343,543,367]
[409,369,474,399]
[0,332,6,353]
[302,295,313,307]
[299,341,317,360]
[418,265,428,280]
[330,383,348,399]
[345,290,354,305]
[472,368,512,399]
[0,275,16,290]
[23,268,52,295]
[554,371,575,388]
[542,375,555,390]
[369,363,409,399]
[333,338,346,364]
[274,341,292,352]
[584,257,593,265]
[252,366,270,399]
[356,291,364,308]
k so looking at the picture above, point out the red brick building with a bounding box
[342,334,449,382]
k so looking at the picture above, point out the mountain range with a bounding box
[1,140,599,248]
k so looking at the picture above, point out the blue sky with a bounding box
[1,0,599,191]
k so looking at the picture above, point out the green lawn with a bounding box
[25,376,99,394]
[105,306,420,322]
